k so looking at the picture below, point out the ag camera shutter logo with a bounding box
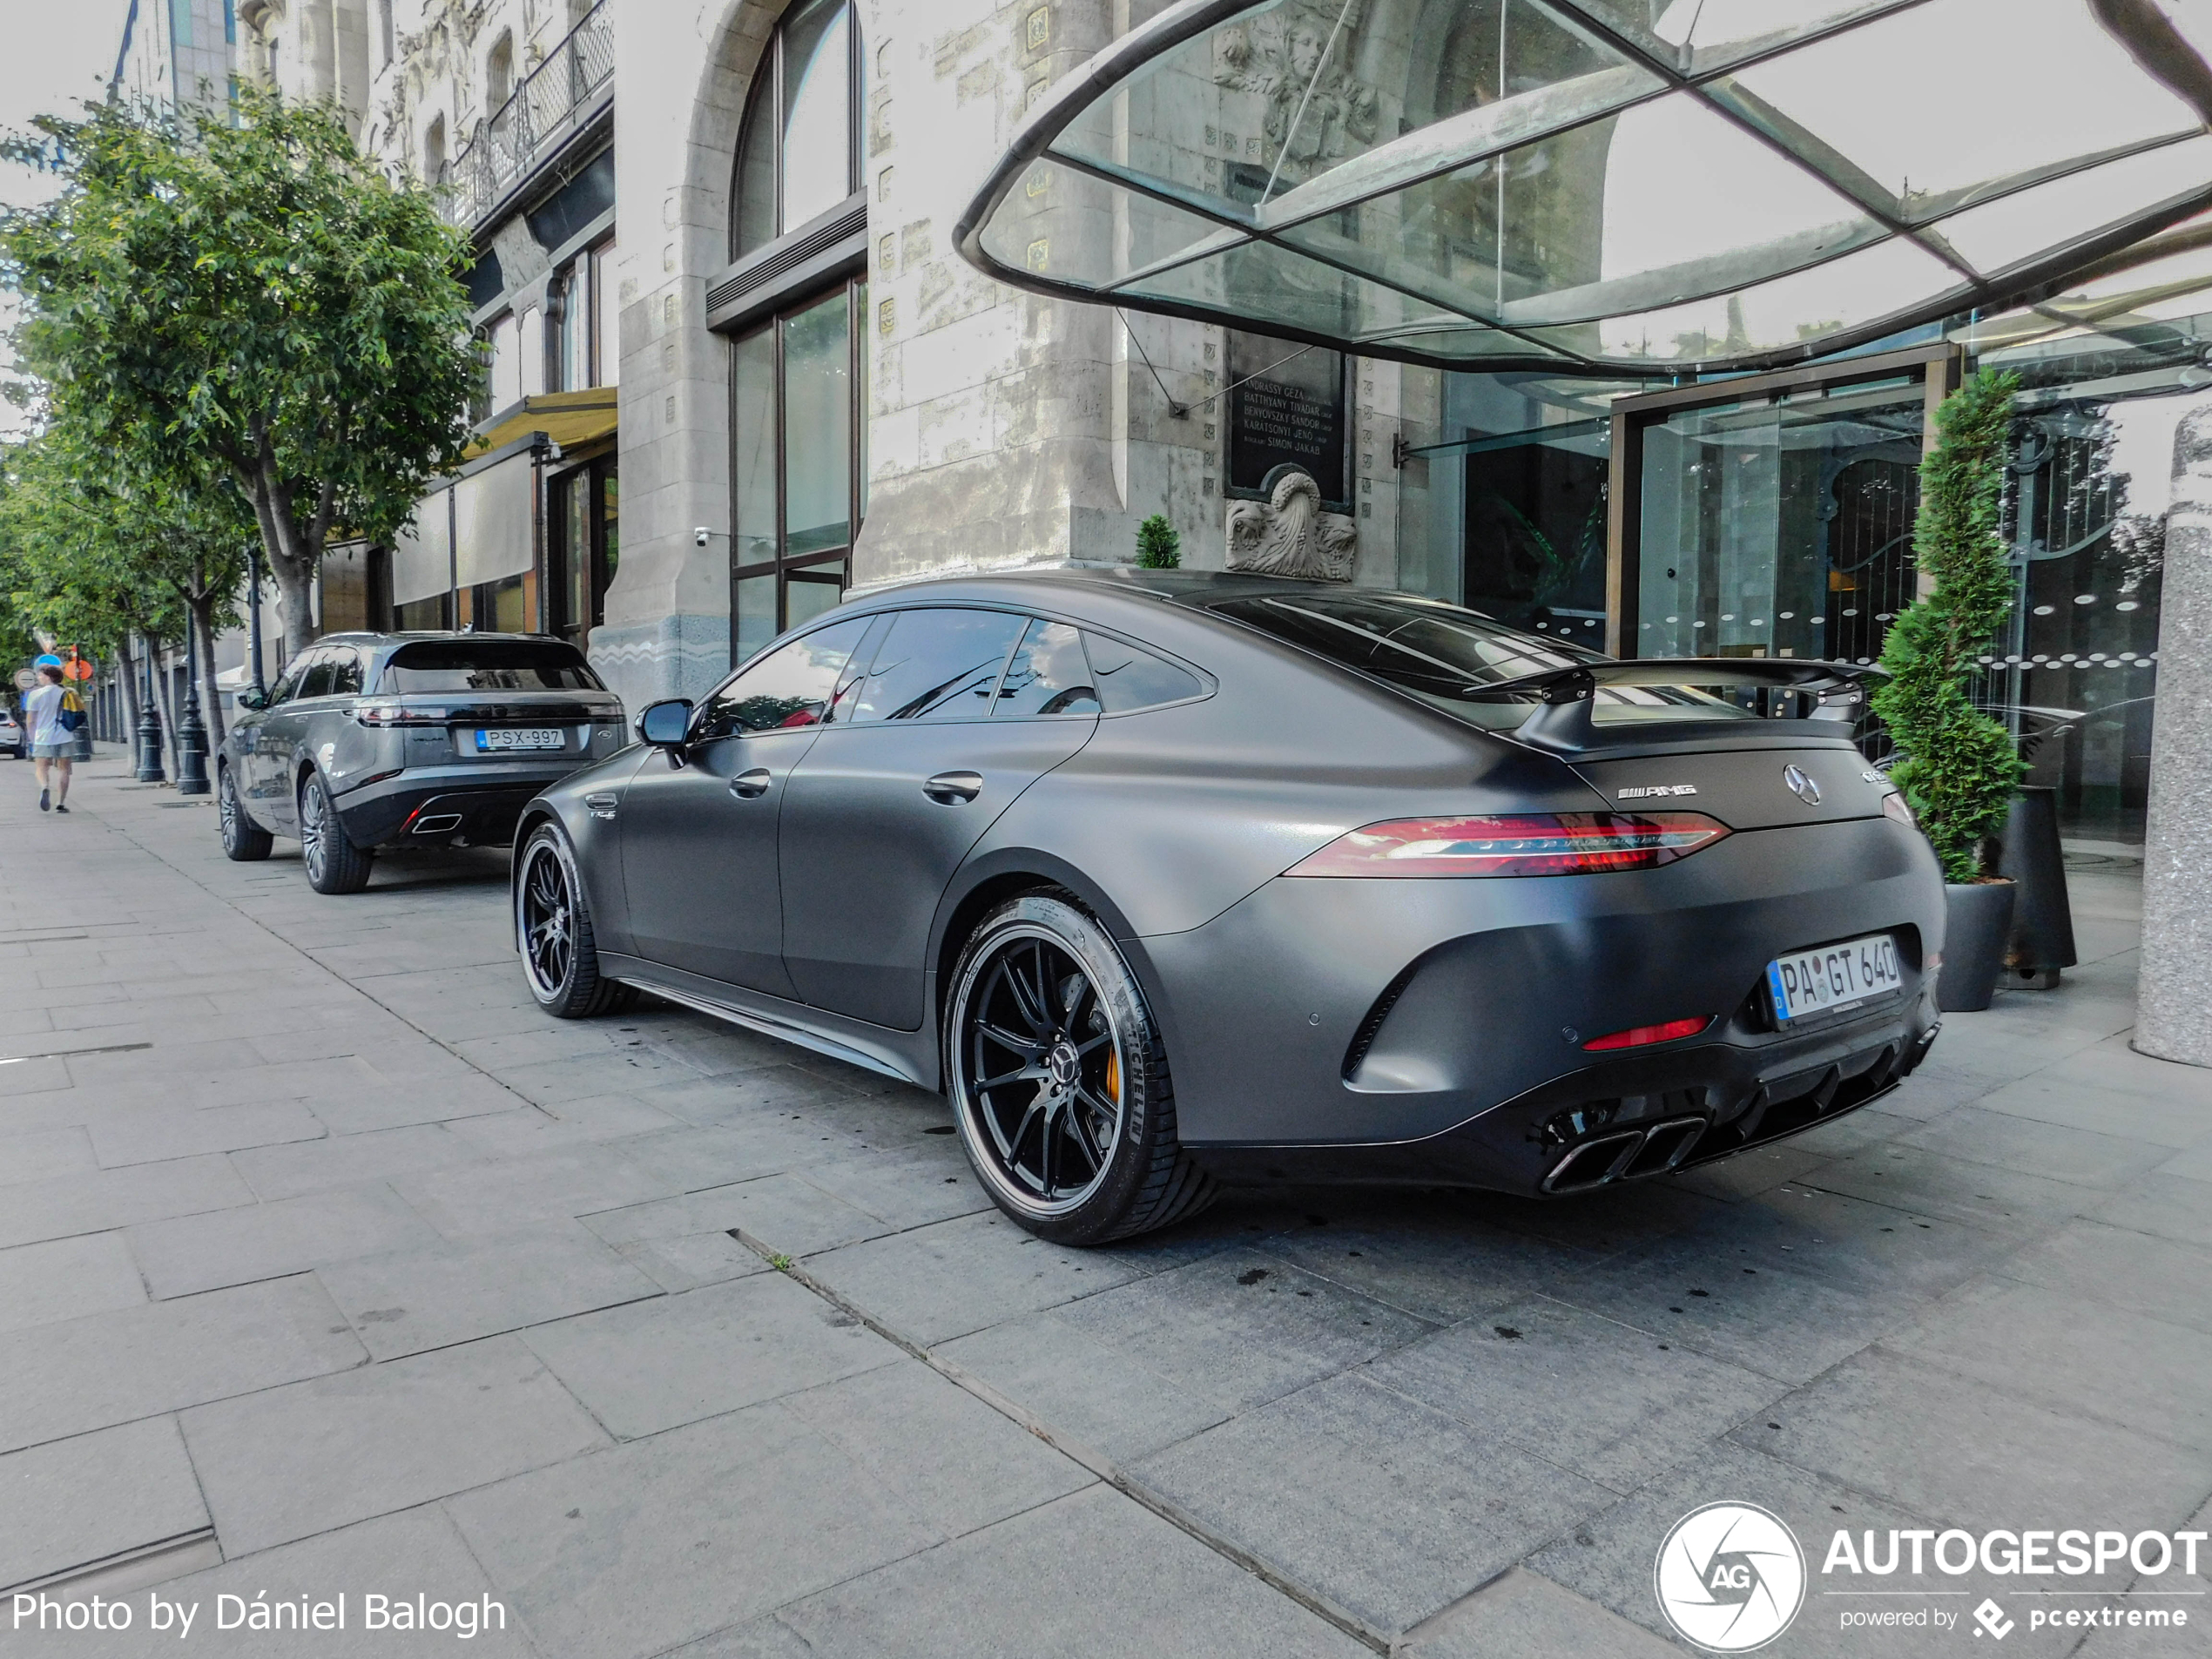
[1655,1501,1807,1651]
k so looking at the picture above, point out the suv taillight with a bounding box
[355,702,451,726]
[1285,813,1730,879]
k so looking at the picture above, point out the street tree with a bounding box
[0,430,238,747]
[2,89,478,650]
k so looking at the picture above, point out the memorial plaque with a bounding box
[1227,330,1347,508]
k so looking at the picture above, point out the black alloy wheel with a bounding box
[218,765,273,862]
[948,894,1214,1244]
[299,771,374,894]
[515,823,634,1018]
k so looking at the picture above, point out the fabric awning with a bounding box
[468,388,618,457]
[453,449,537,589]
[956,0,2212,374]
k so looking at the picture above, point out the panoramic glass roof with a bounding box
[955,0,2212,374]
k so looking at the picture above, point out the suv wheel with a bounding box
[299,772,374,894]
[947,893,1215,1245]
[516,822,636,1017]
[218,765,273,862]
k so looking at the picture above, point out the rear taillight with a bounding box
[1881,792,1916,826]
[356,702,451,726]
[1582,1015,1714,1052]
[1285,813,1730,879]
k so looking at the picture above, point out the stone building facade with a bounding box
[580,0,1417,714]
[129,0,2209,879]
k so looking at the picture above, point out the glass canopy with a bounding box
[955,0,2212,374]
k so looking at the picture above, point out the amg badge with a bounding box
[1618,784,1698,799]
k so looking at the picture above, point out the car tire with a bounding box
[299,771,374,894]
[947,892,1215,1245]
[218,765,273,862]
[515,822,637,1018]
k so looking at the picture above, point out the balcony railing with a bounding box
[441,2,613,229]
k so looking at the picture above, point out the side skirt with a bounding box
[601,954,930,1088]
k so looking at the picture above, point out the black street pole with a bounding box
[135,633,165,784]
[247,546,266,695]
[177,619,209,795]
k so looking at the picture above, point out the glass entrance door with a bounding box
[1621,354,1946,666]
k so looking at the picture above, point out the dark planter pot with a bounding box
[1939,880,2018,1013]
[1995,786,2078,989]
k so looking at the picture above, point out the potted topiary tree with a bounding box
[1136,513,1182,569]
[1871,368,2027,1013]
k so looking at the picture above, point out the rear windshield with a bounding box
[1208,592,1748,729]
[380,640,604,693]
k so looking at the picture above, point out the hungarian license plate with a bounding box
[475,727,563,752]
[1766,933,1903,1025]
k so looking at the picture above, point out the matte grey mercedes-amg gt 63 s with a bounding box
[512,570,1946,1244]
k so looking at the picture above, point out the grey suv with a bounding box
[219,632,626,894]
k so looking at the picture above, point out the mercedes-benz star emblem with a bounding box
[1782,764,1821,806]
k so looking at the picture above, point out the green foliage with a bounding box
[1871,370,2027,882]
[0,428,248,648]
[1,88,477,647]
[1136,514,1182,569]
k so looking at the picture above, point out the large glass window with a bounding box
[550,457,617,647]
[486,311,521,411]
[590,239,618,386]
[1633,372,1932,666]
[725,2,869,664]
[732,0,860,260]
[728,278,867,664]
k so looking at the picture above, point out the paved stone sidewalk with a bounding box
[2,752,2209,1657]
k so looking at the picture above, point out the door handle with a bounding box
[923,770,983,806]
[729,768,772,799]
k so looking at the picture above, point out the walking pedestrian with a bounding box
[23,664,77,813]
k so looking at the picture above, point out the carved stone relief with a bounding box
[1216,0,1378,179]
[1226,467,1358,581]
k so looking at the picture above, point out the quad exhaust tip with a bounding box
[1542,1117,1705,1194]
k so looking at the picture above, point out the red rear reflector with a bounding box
[1582,1015,1714,1052]
[1285,813,1730,879]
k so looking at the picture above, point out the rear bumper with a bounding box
[1189,1002,1939,1196]
[334,762,577,847]
[1143,815,1946,1193]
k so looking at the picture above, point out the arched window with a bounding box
[486,32,515,111]
[424,116,447,186]
[732,0,860,260]
[724,0,867,664]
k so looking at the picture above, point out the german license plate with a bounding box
[475,727,563,752]
[1766,933,1902,1024]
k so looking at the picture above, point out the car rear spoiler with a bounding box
[1463,658,1889,753]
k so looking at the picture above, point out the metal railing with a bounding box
[440,2,613,228]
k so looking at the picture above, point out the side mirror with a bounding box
[637,698,693,748]
[235,688,268,711]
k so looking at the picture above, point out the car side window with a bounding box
[1080,631,1204,713]
[295,652,337,701]
[265,655,308,706]
[694,615,875,741]
[328,648,364,697]
[847,608,1024,723]
[994,619,1100,718]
